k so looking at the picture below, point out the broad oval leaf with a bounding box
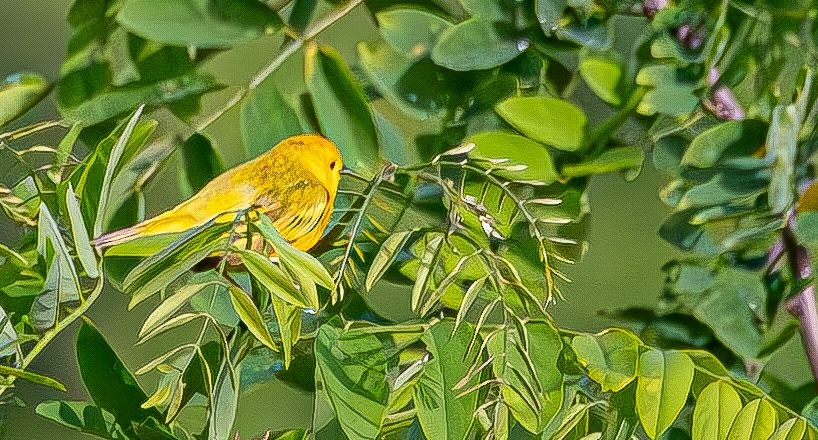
[725,398,777,440]
[377,8,452,60]
[466,131,558,184]
[682,120,768,169]
[572,328,640,392]
[692,380,742,440]
[579,53,623,105]
[0,72,49,128]
[495,96,587,151]
[431,19,521,71]
[117,0,282,48]
[35,401,129,440]
[636,349,694,439]
[306,45,381,179]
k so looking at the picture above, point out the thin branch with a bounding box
[193,0,364,133]
[0,262,105,399]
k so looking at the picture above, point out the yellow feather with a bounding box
[93,134,344,254]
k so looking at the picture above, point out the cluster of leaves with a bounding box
[1,0,818,439]
[609,0,818,414]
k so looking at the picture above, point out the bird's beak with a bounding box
[341,165,352,173]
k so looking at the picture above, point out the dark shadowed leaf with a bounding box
[76,321,167,437]
[306,45,381,179]
[36,401,130,440]
[377,8,452,60]
[178,133,225,198]
[682,120,768,169]
[241,78,303,159]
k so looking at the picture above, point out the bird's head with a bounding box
[285,134,343,194]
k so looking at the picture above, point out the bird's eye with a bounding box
[329,161,336,170]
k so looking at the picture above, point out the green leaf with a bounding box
[95,106,144,237]
[314,323,390,440]
[105,234,182,257]
[32,204,82,331]
[377,8,452,60]
[209,361,239,440]
[66,184,99,278]
[682,120,768,169]
[488,320,564,434]
[117,0,281,48]
[636,349,694,439]
[240,249,314,309]
[769,418,808,440]
[76,321,165,436]
[691,268,765,359]
[579,52,623,105]
[124,222,231,308]
[0,365,66,391]
[271,296,301,369]
[178,133,224,198]
[366,230,413,292]
[257,215,334,291]
[431,19,521,71]
[414,320,478,440]
[0,72,50,128]
[725,399,777,440]
[495,96,586,151]
[466,131,558,184]
[767,105,798,215]
[228,284,279,352]
[535,0,566,32]
[241,78,303,159]
[572,328,640,393]
[692,380,742,440]
[36,401,130,440]
[0,305,18,357]
[139,271,228,339]
[636,65,699,117]
[561,147,645,181]
[306,45,380,179]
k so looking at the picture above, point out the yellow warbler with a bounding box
[93,134,343,252]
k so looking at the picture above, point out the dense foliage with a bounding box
[2,0,818,439]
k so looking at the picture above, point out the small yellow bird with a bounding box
[93,134,343,253]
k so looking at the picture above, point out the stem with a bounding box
[0,266,105,399]
[193,0,364,132]
[782,221,818,388]
[583,86,647,153]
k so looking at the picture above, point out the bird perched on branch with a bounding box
[92,134,343,253]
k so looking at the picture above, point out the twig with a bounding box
[193,0,364,133]
[782,218,818,389]
[0,263,105,399]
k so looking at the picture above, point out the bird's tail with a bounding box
[91,224,146,249]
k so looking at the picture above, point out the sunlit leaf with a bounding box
[692,380,742,440]
[495,96,586,151]
[228,285,279,352]
[636,349,694,439]
[0,72,50,128]
[725,398,777,440]
[66,184,99,278]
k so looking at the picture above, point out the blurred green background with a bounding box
[2,1,801,438]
